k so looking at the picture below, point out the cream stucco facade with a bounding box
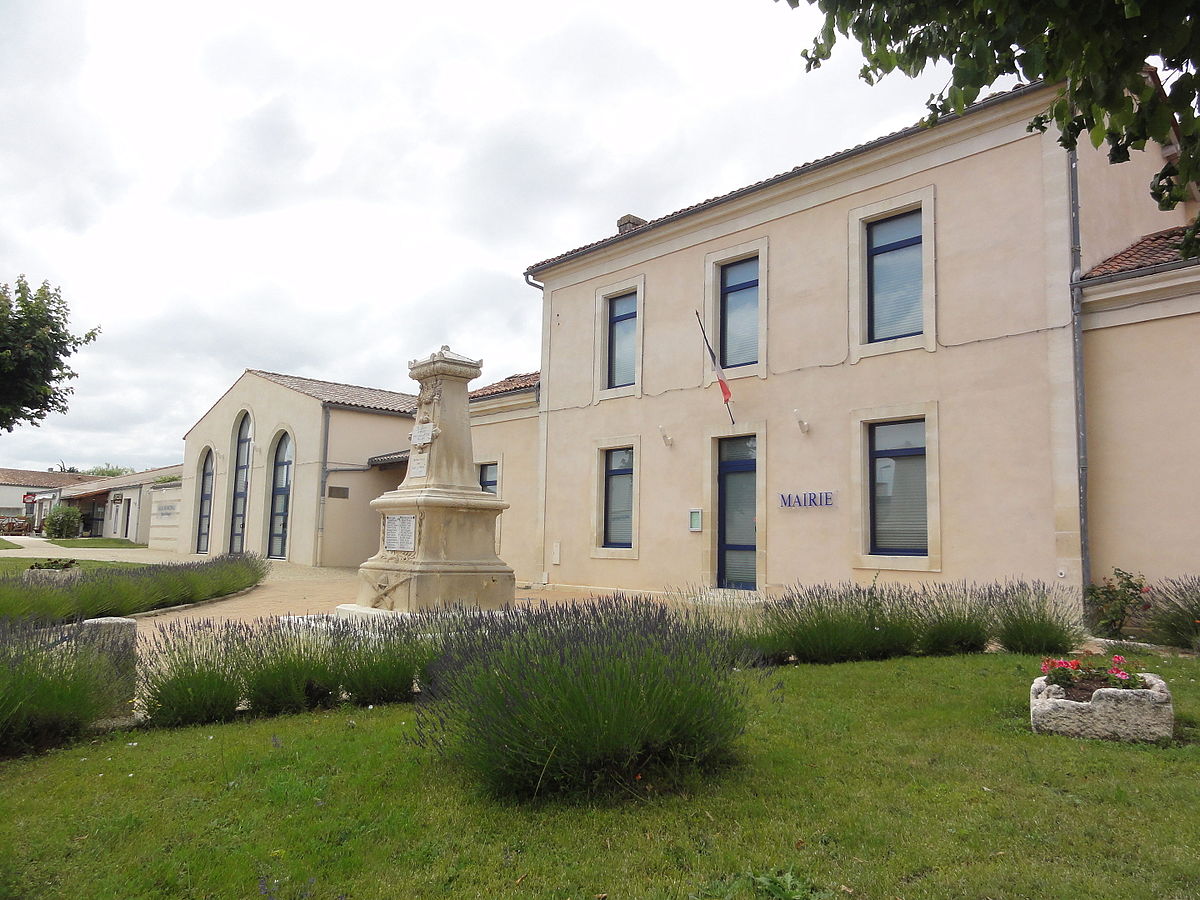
[524,82,1196,594]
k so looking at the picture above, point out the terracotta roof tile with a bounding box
[250,370,418,415]
[1083,226,1192,279]
[526,83,1045,275]
[367,449,410,467]
[0,468,102,489]
[469,372,540,399]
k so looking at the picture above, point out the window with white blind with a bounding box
[720,256,758,368]
[869,419,926,555]
[867,211,922,342]
[603,447,634,548]
[847,187,936,362]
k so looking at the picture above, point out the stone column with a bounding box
[348,347,515,613]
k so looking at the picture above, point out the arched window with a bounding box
[196,449,214,553]
[229,413,252,553]
[268,433,293,559]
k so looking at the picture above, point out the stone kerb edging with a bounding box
[129,583,261,619]
[1030,673,1174,742]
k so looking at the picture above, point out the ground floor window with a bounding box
[479,463,498,494]
[603,448,634,549]
[718,435,756,589]
[869,419,927,555]
[268,434,293,559]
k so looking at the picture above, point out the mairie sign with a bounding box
[779,491,835,508]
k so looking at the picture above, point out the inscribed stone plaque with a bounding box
[384,514,417,552]
[408,452,429,477]
[411,423,435,446]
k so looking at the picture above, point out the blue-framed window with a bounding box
[869,419,927,555]
[196,449,214,554]
[229,413,252,554]
[606,292,637,389]
[603,447,634,548]
[479,462,498,494]
[867,210,922,342]
[717,435,756,589]
[720,256,758,368]
[268,433,293,560]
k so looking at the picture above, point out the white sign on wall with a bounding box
[384,514,417,552]
[410,423,435,446]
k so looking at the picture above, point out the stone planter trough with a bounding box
[1030,673,1173,742]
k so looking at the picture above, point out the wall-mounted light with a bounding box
[793,409,810,434]
[658,425,674,447]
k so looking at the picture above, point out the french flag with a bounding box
[695,311,734,420]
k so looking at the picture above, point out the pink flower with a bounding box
[1108,667,1129,679]
[1067,660,1080,670]
[1041,661,1051,674]
[1112,655,1126,664]
[1141,586,1151,593]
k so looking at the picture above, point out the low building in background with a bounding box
[56,465,184,542]
[0,468,100,533]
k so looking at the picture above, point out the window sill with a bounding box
[591,546,638,560]
[850,332,933,363]
[853,553,941,573]
[596,384,638,402]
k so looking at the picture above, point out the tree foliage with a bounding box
[0,276,98,432]
[779,0,1199,255]
[83,464,135,477]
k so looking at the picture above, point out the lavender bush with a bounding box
[414,597,750,798]
[236,619,341,716]
[140,619,243,726]
[1144,575,1200,650]
[0,620,120,756]
[757,582,921,664]
[989,581,1083,654]
[0,554,269,623]
[331,615,442,706]
[913,583,993,656]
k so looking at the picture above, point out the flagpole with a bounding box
[695,310,736,426]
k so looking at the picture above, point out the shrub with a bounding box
[0,620,119,756]
[415,597,750,798]
[990,581,1083,654]
[42,504,82,539]
[0,554,269,623]
[757,582,920,664]
[237,619,340,716]
[913,583,992,656]
[1143,576,1200,650]
[332,615,442,706]
[140,620,243,726]
[1085,567,1152,638]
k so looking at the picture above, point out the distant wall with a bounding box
[147,484,183,551]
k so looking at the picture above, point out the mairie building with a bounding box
[167,81,1198,595]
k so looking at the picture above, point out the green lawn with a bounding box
[47,538,148,549]
[0,557,145,576]
[0,538,18,550]
[2,653,1198,899]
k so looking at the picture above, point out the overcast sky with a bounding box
[0,0,980,472]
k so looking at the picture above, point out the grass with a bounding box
[46,538,148,549]
[2,653,1197,898]
[0,538,18,550]
[0,557,143,576]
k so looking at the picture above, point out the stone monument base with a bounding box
[355,560,515,613]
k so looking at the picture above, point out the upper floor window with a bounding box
[603,447,634,549]
[606,292,637,389]
[479,462,498,494]
[867,210,923,342]
[869,419,927,555]
[720,256,759,368]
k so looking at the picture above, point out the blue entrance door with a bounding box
[717,435,756,590]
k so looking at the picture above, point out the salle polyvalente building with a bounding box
[173,81,1199,595]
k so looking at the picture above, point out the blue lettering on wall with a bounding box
[778,491,836,508]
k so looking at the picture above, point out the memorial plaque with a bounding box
[384,514,417,552]
[411,423,435,446]
[408,452,429,477]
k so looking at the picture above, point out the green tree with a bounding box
[0,276,99,432]
[83,464,135,477]
[779,0,1199,255]
[42,504,83,539]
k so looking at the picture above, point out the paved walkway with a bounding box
[1,537,592,629]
